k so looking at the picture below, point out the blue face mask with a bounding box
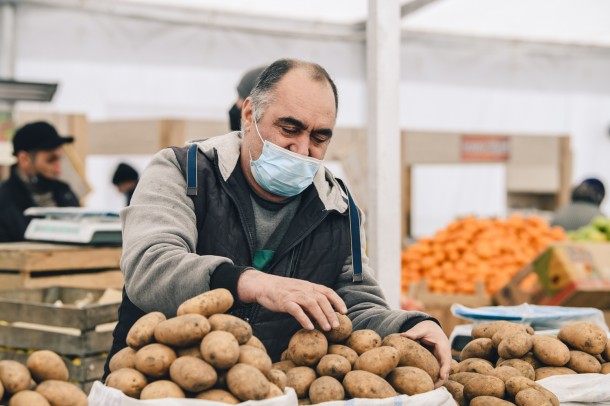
[249,112,322,197]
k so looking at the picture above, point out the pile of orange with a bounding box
[401,215,567,296]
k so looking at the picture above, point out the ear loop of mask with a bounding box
[248,107,265,162]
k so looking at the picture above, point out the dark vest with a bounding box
[104,144,354,378]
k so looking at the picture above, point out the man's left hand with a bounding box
[401,320,452,388]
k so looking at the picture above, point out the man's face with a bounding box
[242,68,336,163]
[18,147,64,180]
[117,180,137,194]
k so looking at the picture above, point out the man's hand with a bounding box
[401,320,452,388]
[237,269,347,331]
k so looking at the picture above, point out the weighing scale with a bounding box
[24,207,122,246]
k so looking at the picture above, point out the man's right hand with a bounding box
[237,269,347,331]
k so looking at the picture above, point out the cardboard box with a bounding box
[495,243,610,309]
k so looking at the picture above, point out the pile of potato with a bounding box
[0,350,88,406]
[106,288,287,402]
[445,320,610,405]
[276,316,440,404]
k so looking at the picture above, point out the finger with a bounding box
[434,340,452,386]
[302,297,332,331]
[285,301,314,330]
[316,293,340,329]
[317,285,347,314]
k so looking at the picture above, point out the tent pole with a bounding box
[367,0,401,309]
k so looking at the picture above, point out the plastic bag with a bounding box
[451,303,608,331]
[88,381,298,406]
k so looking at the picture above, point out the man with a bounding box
[552,178,606,231]
[228,66,266,131]
[106,59,451,384]
[112,163,139,206]
[0,121,79,243]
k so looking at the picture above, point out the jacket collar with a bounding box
[187,132,348,214]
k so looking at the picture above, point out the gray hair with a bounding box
[249,59,338,121]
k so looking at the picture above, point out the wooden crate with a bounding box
[0,287,120,392]
[0,242,123,290]
[408,280,492,336]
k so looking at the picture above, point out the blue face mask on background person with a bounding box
[249,111,322,197]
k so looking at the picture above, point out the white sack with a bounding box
[538,373,610,405]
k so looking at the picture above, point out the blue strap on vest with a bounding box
[186,144,198,196]
[336,179,363,283]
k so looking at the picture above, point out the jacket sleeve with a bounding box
[120,148,235,316]
[333,209,437,337]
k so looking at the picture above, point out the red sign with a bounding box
[461,135,510,162]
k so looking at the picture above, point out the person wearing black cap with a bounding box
[0,121,80,242]
[228,66,266,131]
[112,163,139,206]
[551,178,606,231]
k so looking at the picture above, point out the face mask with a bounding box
[229,104,242,131]
[249,111,321,197]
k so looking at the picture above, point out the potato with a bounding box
[515,387,552,406]
[323,313,353,343]
[309,376,345,403]
[505,377,559,406]
[134,343,177,378]
[558,322,607,355]
[461,338,497,362]
[126,312,166,349]
[492,325,531,348]
[534,367,576,381]
[381,333,440,381]
[472,321,513,339]
[272,360,296,374]
[26,351,69,382]
[288,329,328,366]
[195,389,239,403]
[140,380,185,399]
[443,380,465,406]
[457,358,494,375]
[246,335,267,352]
[498,333,533,360]
[286,366,317,398]
[566,350,602,373]
[169,356,217,392]
[470,396,516,406]
[451,359,460,375]
[154,314,210,347]
[0,360,32,394]
[316,354,351,380]
[238,345,272,374]
[35,380,87,406]
[532,335,570,366]
[520,353,542,370]
[227,363,270,401]
[448,372,479,385]
[9,390,50,406]
[109,347,137,372]
[266,369,287,390]
[266,383,284,399]
[463,375,505,401]
[388,366,434,395]
[602,362,610,374]
[176,346,203,359]
[354,346,400,378]
[281,349,290,361]
[346,329,381,355]
[0,377,3,398]
[209,314,252,344]
[105,368,147,398]
[200,330,240,369]
[491,366,523,382]
[177,288,233,317]
[342,370,397,399]
[328,344,358,366]
[498,359,535,380]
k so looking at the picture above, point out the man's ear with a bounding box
[241,97,253,133]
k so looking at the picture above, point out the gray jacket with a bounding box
[121,132,433,342]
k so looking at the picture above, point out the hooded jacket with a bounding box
[106,132,433,375]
